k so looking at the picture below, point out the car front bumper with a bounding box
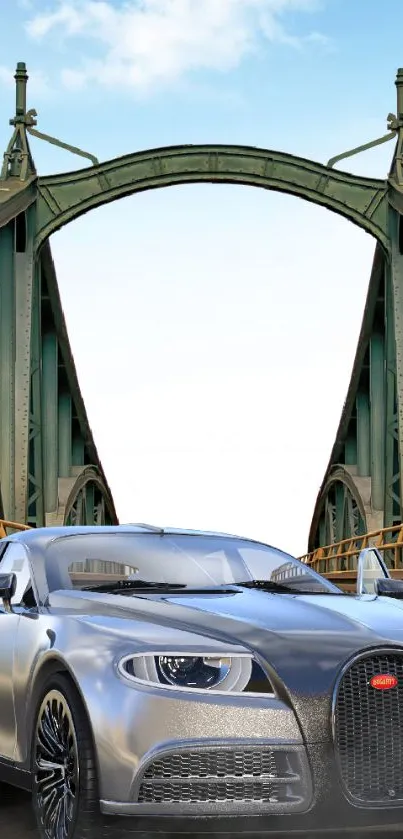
[80,675,403,833]
[99,745,403,833]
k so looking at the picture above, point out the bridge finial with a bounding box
[396,69,403,118]
[391,68,403,186]
[0,62,36,181]
[14,62,28,122]
[2,61,98,180]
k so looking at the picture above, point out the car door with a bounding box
[0,541,34,760]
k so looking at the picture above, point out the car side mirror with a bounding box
[0,573,17,612]
[356,547,390,595]
[375,578,403,599]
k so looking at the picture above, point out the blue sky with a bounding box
[0,0,401,554]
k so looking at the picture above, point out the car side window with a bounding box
[0,542,37,608]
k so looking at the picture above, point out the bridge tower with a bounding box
[308,71,403,551]
[2,60,403,547]
[0,63,117,528]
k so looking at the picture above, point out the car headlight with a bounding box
[118,652,273,695]
[158,654,249,690]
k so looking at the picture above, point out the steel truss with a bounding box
[2,62,403,542]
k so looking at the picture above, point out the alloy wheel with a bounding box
[33,689,79,839]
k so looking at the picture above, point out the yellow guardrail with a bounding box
[299,524,403,589]
[0,519,32,538]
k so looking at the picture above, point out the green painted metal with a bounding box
[389,209,403,508]
[41,331,58,515]
[72,435,85,467]
[0,221,16,521]
[35,148,388,251]
[308,62,403,550]
[28,257,44,526]
[58,392,72,479]
[370,333,386,512]
[314,470,366,554]
[312,469,367,555]
[356,392,371,478]
[1,63,36,182]
[344,437,357,466]
[14,205,35,524]
[0,64,118,529]
[63,468,115,527]
[3,61,403,539]
[326,114,400,170]
[27,125,99,168]
[384,251,400,527]
[334,482,345,543]
[85,481,95,526]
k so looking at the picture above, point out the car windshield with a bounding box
[44,532,339,595]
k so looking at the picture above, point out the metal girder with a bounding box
[0,179,36,231]
[14,204,35,523]
[28,245,118,527]
[28,258,44,524]
[35,146,388,251]
[0,207,35,524]
[309,467,367,563]
[309,67,403,552]
[0,220,16,520]
[310,68,403,551]
[0,64,37,231]
[308,236,403,550]
[384,251,400,528]
[4,61,403,539]
[0,66,118,528]
[63,467,115,527]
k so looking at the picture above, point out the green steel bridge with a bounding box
[1,62,403,554]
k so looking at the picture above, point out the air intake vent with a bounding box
[136,746,310,811]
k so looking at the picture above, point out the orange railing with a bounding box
[1,518,403,591]
[299,524,403,590]
[0,519,31,538]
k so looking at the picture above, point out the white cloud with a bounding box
[25,0,327,93]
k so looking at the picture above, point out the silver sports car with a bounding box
[1,524,403,838]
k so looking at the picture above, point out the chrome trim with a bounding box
[116,651,275,698]
[332,645,403,808]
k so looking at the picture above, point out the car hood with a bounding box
[51,585,403,673]
[49,586,403,742]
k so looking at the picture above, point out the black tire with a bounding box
[31,672,102,839]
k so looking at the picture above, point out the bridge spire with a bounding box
[14,61,29,121]
[0,61,36,181]
[392,67,403,185]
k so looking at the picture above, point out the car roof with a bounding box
[2,523,289,555]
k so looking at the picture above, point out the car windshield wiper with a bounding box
[82,579,188,593]
[82,579,240,595]
[234,579,333,594]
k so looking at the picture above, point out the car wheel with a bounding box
[31,672,102,839]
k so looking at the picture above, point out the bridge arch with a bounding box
[308,465,368,552]
[36,144,388,252]
[63,466,116,527]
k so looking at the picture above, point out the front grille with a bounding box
[334,651,403,804]
[136,746,308,808]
